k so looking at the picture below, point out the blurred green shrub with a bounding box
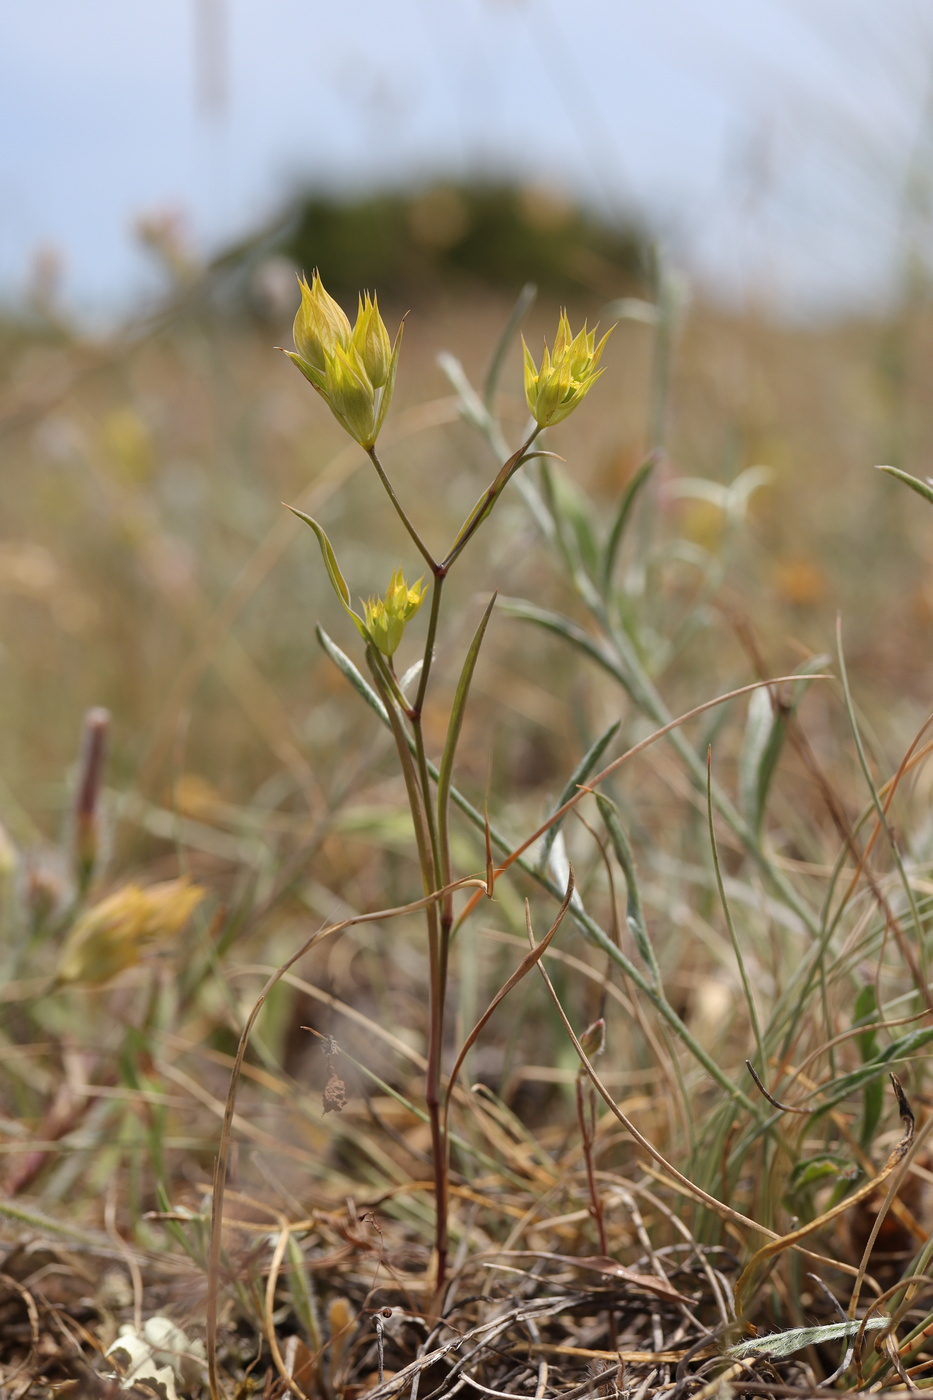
[272,181,653,302]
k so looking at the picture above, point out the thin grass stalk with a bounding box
[366,653,450,1295]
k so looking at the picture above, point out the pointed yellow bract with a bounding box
[284,272,403,449]
[55,877,205,986]
[363,569,428,656]
[522,312,613,428]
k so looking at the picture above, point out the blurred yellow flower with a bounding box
[55,877,205,987]
[284,272,403,448]
[522,312,612,428]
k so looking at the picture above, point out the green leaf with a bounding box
[595,792,660,988]
[540,459,601,594]
[286,506,367,638]
[788,1154,849,1192]
[437,595,497,869]
[538,720,622,873]
[877,463,933,506]
[854,983,883,1148]
[437,352,489,432]
[600,454,655,596]
[738,659,828,837]
[813,1026,933,1116]
[483,282,537,414]
[286,1232,322,1351]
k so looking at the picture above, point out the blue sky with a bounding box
[1,0,931,318]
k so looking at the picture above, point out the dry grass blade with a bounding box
[734,1074,916,1319]
[442,868,575,1127]
[493,1251,692,1304]
[526,905,778,1243]
[206,874,488,1399]
[457,672,831,929]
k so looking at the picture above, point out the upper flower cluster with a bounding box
[285,272,403,448]
[522,312,612,429]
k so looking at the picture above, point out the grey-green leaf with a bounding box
[538,720,622,873]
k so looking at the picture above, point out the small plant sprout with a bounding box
[522,310,613,428]
[284,270,403,448]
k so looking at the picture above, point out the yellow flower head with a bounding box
[55,877,205,986]
[292,270,352,371]
[284,272,403,449]
[522,312,612,429]
[363,569,428,656]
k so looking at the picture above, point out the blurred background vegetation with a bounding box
[4,176,931,843]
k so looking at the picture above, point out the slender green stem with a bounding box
[369,642,416,718]
[368,650,449,1289]
[414,572,445,719]
[413,720,442,889]
[367,446,437,572]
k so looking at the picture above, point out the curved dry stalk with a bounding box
[835,708,933,919]
[456,673,831,930]
[734,1074,916,1319]
[848,1107,933,1320]
[775,1009,933,1099]
[525,908,781,1241]
[206,873,488,1400]
[441,868,575,1137]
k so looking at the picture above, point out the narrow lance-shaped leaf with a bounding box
[498,595,640,701]
[285,1232,322,1352]
[876,463,933,507]
[437,351,489,432]
[810,1026,933,1118]
[286,506,367,639]
[316,626,388,725]
[739,658,828,837]
[483,282,537,413]
[318,627,529,868]
[600,453,656,597]
[729,1317,889,1361]
[539,459,601,605]
[538,720,621,872]
[596,792,660,989]
[436,595,497,881]
[706,749,764,1064]
[854,983,883,1149]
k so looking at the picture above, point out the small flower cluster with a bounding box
[284,271,403,448]
[522,312,612,429]
[363,569,428,657]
